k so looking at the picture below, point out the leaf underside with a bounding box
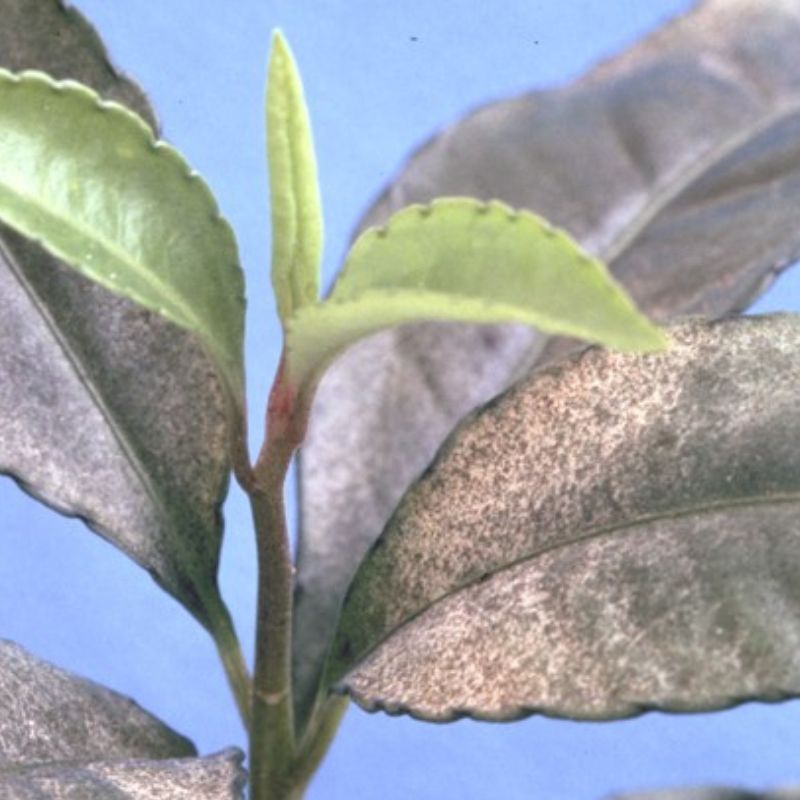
[293,0,800,728]
[0,0,241,628]
[331,315,800,721]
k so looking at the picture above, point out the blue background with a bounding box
[2,1,800,797]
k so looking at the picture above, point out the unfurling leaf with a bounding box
[267,30,322,323]
[285,198,665,387]
[293,0,800,729]
[330,315,800,721]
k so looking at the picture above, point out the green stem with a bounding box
[291,696,349,795]
[206,596,253,731]
[249,465,296,797]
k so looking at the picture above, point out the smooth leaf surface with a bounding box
[0,750,245,800]
[0,4,241,630]
[285,199,665,386]
[267,30,322,323]
[293,0,800,725]
[330,315,800,720]
[0,640,194,765]
[0,70,245,397]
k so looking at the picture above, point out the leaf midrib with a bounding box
[0,179,202,337]
[602,99,800,265]
[342,491,800,677]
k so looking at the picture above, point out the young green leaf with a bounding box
[329,315,800,721]
[0,70,245,400]
[267,30,323,323]
[285,198,665,387]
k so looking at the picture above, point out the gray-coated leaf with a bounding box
[0,0,235,627]
[330,315,800,721]
[0,641,245,798]
[0,749,245,800]
[294,0,800,723]
[0,640,194,765]
[611,790,800,800]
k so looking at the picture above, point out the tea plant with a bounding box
[2,1,800,799]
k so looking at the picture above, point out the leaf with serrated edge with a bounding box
[0,640,194,765]
[0,7,240,631]
[267,30,322,323]
[293,0,800,728]
[611,790,800,800]
[330,315,800,722]
[0,750,246,800]
[0,70,244,398]
[285,199,664,387]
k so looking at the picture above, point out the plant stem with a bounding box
[249,354,310,799]
[206,595,253,731]
[290,696,349,796]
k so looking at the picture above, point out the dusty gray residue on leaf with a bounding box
[295,0,800,727]
[332,316,800,720]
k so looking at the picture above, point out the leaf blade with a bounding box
[267,30,323,323]
[0,69,245,398]
[286,198,665,385]
[331,315,800,721]
[292,0,800,727]
[0,5,239,631]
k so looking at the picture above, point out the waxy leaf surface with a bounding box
[286,198,665,386]
[267,31,322,323]
[294,0,800,725]
[331,316,800,720]
[0,1,242,630]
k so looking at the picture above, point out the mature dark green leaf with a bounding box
[0,640,194,764]
[293,0,800,725]
[0,641,245,798]
[0,0,240,630]
[0,750,245,800]
[611,790,800,800]
[330,315,800,720]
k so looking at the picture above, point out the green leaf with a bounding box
[0,0,156,130]
[293,0,800,730]
[0,12,240,635]
[285,198,665,386]
[330,315,800,721]
[267,30,323,323]
[0,69,245,400]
